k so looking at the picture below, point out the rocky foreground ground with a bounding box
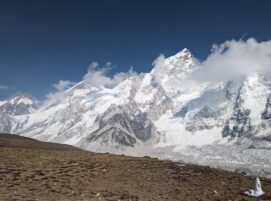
[0,134,270,201]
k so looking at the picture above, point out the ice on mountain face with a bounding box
[157,81,236,147]
[134,74,156,105]
[178,83,231,129]
[241,75,270,124]
[134,74,173,120]
[0,101,7,107]
[155,111,223,147]
[222,74,271,138]
[0,114,14,133]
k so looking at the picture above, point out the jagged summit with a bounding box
[166,48,197,64]
[154,48,199,78]
[173,48,193,60]
[5,91,39,104]
[0,91,39,115]
[150,48,198,79]
[149,49,200,100]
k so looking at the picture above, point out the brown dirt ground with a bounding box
[0,133,271,201]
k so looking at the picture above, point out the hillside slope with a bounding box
[0,133,79,150]
[0,133,271,201]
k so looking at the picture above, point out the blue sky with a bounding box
[0,0,271,99]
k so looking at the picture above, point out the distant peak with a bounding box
[164,48,197,66]
[174,48,193,59]
[150,47,199,80]
[181,48,190,53]
[7,91,39,102]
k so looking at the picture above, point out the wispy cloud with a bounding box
[44,62,138,104]
[44,80,75,104]
[52,80,75,91]
[83,62,137,88]
[0,85,7,90]
[194,38,271,82]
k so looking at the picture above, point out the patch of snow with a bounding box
[244,177,264,197]
[155,112,223,147]
[0,101,7,107]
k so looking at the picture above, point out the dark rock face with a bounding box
[88,127,137,147]
[222,89,252,138]
[87,104,157,146]
[194,106,215,119]
[174,106,188,118]
[262,94,271,120]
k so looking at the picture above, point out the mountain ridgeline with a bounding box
[1,49,271,177]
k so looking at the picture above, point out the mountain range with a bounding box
[1,48,271,178]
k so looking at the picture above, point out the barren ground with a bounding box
[0,133,271,201]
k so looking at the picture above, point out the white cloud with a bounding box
[45,80,75,104]
[52,80,75,91]
[152,54,166,71]
[193,38,271,82]
[83,62,138,88]
[83,62,113,87]
[0,85,7,90]
[151,54,166,84]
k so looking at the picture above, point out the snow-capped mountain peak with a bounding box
[172,48,193,60]
[151,48,198,75]
[148,48,201,103]
[163,48,197,70]
[0,92,40,115]
[9,92,36,105]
